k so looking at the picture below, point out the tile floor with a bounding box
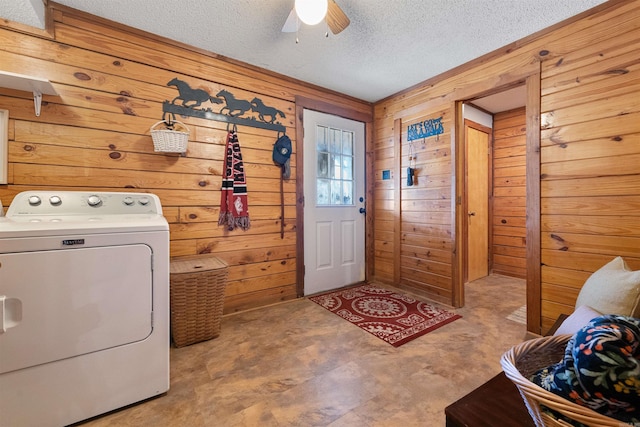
[79,274,528,426]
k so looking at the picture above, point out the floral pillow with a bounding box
[531,315,640,425]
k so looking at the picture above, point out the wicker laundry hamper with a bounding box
[501,334,626,427]
[170,254,228,347]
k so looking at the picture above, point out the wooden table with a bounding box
[444,372,535,427]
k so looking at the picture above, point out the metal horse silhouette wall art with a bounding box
[162,78,287,132]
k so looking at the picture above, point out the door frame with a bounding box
[453,72,541,333]
[462,118,493,284]
[294,96,374,297]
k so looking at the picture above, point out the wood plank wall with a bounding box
[0,3,371,314]
[538,1,640,331]
[372,0,640,333]
[372,116,397,283]
[399,110,453,304]
[491,107,527,279]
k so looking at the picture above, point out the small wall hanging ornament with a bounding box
[407,116,444,142]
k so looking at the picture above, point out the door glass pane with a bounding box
[331,180,342,205]
[330,128,341,153]
[316,126,328,151]
[330,154,341,179]
[342,131,353,155]
[317,179,330,205]
[317,152,329,178]
[342,181,353,204]
[342,155,352,180]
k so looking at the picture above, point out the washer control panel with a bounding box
[7,191,163,217]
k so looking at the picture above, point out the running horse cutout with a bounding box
[167,78,222,108]
[161,78,287,133]
[251,98,286,124]
[216,90,253,117]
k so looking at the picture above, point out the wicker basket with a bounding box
[170,254,228,348]
[150,120,189,153]
[501,335,626,427]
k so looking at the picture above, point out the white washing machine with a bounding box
[0,191,170,427]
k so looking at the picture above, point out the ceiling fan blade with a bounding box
[282,8,300,32]
[326,0,350,34]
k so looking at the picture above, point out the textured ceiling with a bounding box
[2,0,607,103]
[0,0,46,28]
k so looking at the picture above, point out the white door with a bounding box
[303,109,366,295]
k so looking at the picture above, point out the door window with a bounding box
[316,125,354,206]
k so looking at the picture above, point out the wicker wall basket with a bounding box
[150,120,189,153]
[170,255,228,348]
[501,335,627,427]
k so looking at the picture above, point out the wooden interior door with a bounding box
[465,121,491,282]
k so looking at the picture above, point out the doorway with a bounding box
[302,109,366,295]
[454,78,542,333]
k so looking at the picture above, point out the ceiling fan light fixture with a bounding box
[295,0,328,26]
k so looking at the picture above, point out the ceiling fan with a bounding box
[282,0,350,35]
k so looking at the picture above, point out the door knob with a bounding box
[468,211,476,216]
[359,207,366,215]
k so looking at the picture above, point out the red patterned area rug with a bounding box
[308,283,462,347]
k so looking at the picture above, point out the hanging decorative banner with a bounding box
[407,116,444,142]
[161,78,287,133]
